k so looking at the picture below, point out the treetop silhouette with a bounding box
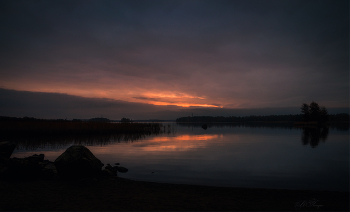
[300,101,329,123]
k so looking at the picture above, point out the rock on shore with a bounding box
[54,145,104,179]
[1,144,124,181]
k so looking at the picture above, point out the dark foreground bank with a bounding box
[0,176,348,211]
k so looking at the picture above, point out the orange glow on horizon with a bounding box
[137,92,218,107]
[142,92,206,100]
[0,83,226,108]
[150,101,220,107]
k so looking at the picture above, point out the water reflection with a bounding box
[131,134,223,152]
[7,122,349,191]
[4,133,154,150]
[301,127,329,148]
[5,122,346,150]
[152,134,220,142]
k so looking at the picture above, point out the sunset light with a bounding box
[149,101,220,108]
[0,0,348,120]
[1,1,349,210]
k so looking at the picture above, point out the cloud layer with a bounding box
[0,0,348,117]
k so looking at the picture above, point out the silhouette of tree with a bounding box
[300,101,329,123]
[309,101,321,122]
[320,107,329,122]
[301,103,310,121]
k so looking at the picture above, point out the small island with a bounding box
[176,102,349,126]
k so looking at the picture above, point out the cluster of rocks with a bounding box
[0,141,128,181]
[1,153,57,180]
[0,141,57,180]
[103,163,128,176]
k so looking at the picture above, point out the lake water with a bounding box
[11,123,349,192]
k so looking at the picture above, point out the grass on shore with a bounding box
[0,120,164,136]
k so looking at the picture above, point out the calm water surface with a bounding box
[11,123,349,191]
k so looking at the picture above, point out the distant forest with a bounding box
[176,113,349,123]
[0,116,117,123]
[0,113,349,124]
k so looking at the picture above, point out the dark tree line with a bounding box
[300,101,329,123]
[176,104,348,123]
[120,117,133,123]
[176,114,304,123]
[89,117,111,122]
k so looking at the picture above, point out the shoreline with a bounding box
[1,176,348,211]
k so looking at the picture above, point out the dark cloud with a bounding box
[0,0,348,114]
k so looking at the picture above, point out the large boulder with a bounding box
[54,145,103,179]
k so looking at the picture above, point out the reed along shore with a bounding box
[0,117,164,136]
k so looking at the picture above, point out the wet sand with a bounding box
[0,176,348,211]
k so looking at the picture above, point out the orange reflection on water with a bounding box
[134,134,221,152]
[151,134,219,142]
[12,134,225,159]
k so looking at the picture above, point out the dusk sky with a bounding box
[0,0,348,119]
